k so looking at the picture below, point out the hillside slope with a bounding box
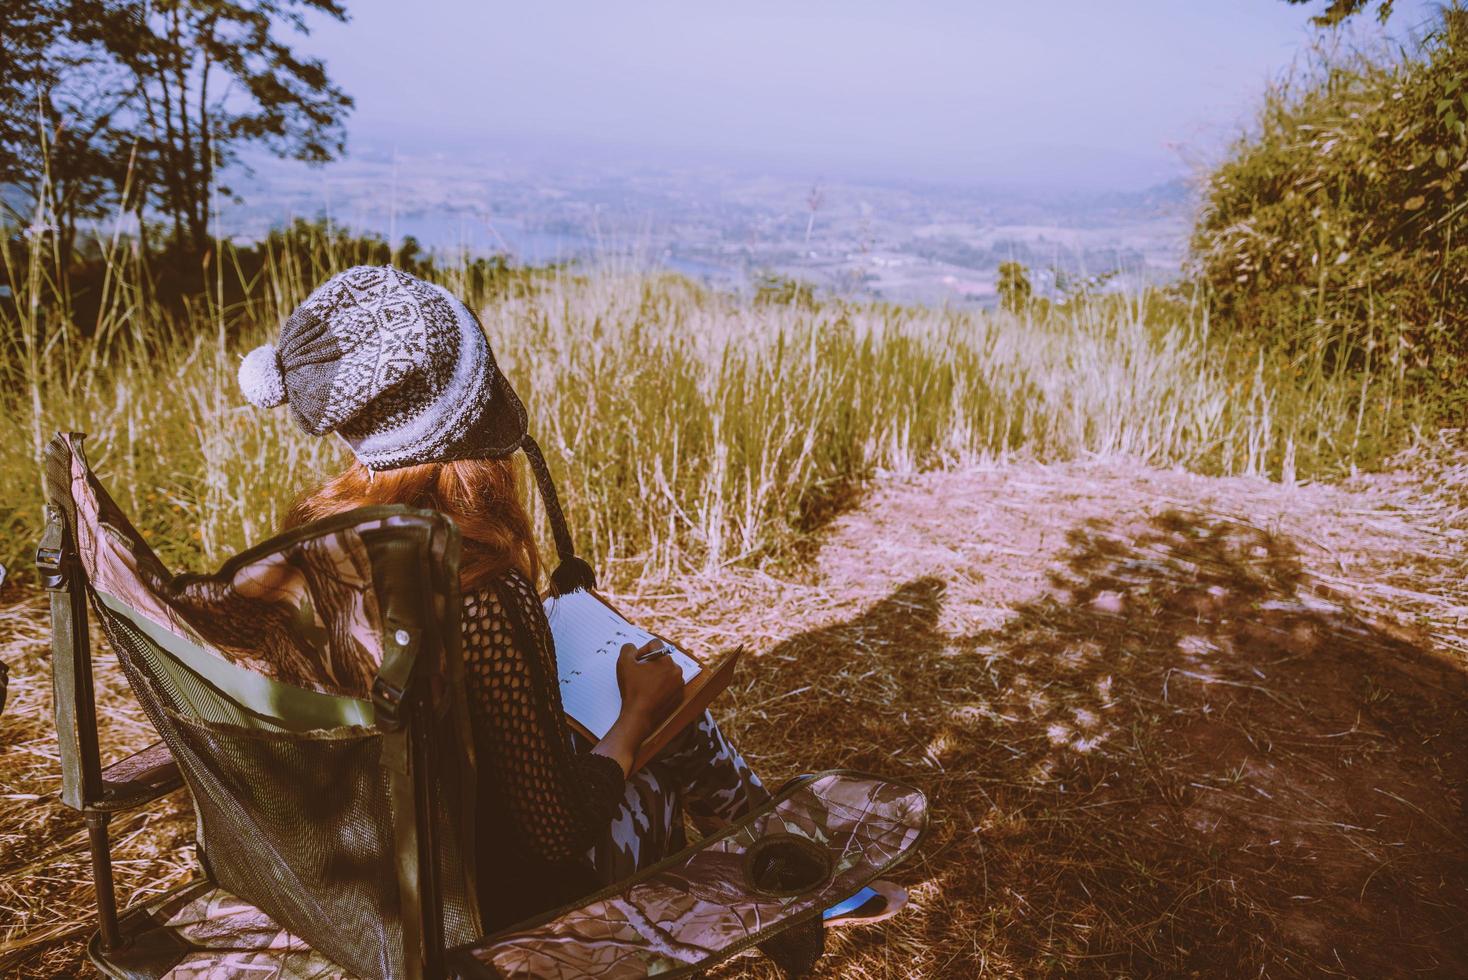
[2,442,1465,977]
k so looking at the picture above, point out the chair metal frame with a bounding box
[38,432,457,979]
[37,504,140,955]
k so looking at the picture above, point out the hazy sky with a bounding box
[305,0,1440,192]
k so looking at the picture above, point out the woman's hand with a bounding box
[615,640,685,735]
[591,639,685,777]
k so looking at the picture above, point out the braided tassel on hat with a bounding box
[521,433,597,596]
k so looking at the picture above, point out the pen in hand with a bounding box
[635,643,672,663]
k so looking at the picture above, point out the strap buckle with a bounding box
[372,624,419,729]
[372,675,406,727]
[35,511,68,590]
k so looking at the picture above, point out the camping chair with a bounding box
[39,431,927,979]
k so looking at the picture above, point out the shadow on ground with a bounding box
[720,510,1468,978]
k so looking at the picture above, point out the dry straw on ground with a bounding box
[3,435,1464,978]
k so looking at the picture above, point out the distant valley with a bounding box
[226,143,1195,306]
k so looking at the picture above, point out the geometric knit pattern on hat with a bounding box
[239,264,593,592]
[265,265,503,470]
[311,265,462,433]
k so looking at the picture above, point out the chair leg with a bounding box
[85,811,123,953]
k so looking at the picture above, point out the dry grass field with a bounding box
[3,432,1464,977]
[0,262,1426,588]
[0,239,1458,976]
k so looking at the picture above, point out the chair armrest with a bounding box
[87,740,182,813]
[449,771,927,980]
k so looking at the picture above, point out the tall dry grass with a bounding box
[0,231,1424,588]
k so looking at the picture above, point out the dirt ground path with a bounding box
[3,442,1466,977]
[646,445,1468,978]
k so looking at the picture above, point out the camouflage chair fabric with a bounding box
[42,432,928,979]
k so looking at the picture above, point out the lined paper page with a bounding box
[543,590,700,739]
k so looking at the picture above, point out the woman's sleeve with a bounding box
[460,572,626,864]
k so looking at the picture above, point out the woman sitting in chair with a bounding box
[237,265,903,932]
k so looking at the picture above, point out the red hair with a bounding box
[285,457,541,591]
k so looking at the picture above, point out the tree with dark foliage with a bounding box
[74,0,354,267]
[1285,0,1395,26]
[1,1,353,276]
[1,0,135,297]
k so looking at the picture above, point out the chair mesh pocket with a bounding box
[98,585,479,978]
[102,599,402,977]
[165,711,403,980]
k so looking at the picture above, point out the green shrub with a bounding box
[997,261,1033,314]
[753,272,817,309]
[1193,5,1468,423]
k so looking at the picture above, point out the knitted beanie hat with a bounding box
[239,264,595,594]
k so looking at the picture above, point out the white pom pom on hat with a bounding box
[238,343,287,409]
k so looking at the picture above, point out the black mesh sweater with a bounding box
[461,569,627,929]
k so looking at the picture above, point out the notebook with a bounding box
[543,588,741,773]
